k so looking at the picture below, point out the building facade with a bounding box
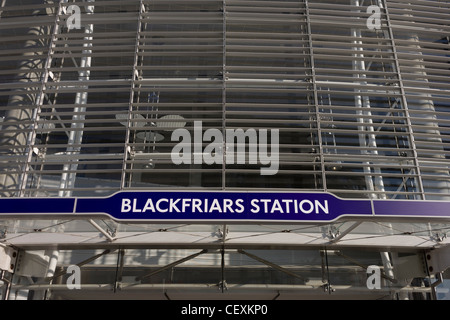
[0,0,449,300]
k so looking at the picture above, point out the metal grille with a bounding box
[0,0,448,200]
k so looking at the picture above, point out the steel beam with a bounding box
[7,230,442,251]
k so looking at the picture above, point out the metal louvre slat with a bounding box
[0,18,55,30]
[387,10,450,25]
[388,0,450,9]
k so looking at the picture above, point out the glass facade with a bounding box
[0,0,449,300]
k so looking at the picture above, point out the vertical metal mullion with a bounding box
[221,1,228,258]
[121,0,144,190]
[222,0,227,190]
[305,0,326,192]
[18,0,64,197]
[380,0,425,200]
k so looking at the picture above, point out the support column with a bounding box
[352,0,398,299]
[0,4,53,197]
[351,0,386,200]
[58,0,95,197]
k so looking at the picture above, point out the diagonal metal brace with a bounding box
[135,249,208,282]
[328,222,362,243]
[88,219,115,242]
[238,249,308,283]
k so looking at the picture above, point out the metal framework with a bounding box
[0,0,449,300]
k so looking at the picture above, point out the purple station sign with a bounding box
[0,191,449,223]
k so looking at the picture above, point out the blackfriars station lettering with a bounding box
[121,197,329,215]
[96,191,371,222]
